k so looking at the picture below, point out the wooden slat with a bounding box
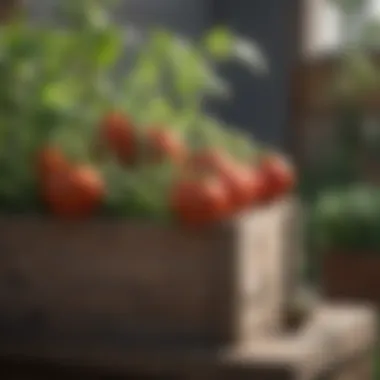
[0,198,295,349]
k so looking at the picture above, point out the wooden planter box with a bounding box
[0,198,296,349]
[322,252,380,304]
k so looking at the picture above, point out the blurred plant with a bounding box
[122,25,267,141]
[310,185,380,252]
[333,51,380,103]
[329,0,365,12]
[300,0,380,202]
[328,0,380,102]
[301,0,380,283]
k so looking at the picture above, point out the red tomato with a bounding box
[43,165,105,220]
[188,149,265,213]
[217,163,257,213]
[171,176,229,227]
[187,148,230,174]
[144,128,188,164]
[100,112,137,165]
[259,154,295,200]
[37,147,69,181]
[249,167,269,204]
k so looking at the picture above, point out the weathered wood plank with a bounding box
[0,198,296,348]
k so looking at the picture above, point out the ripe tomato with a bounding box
[187,148,230,174]
[37,147,69,181]
[144,128,188,164]
[170,176,229,227]
[217,163,257,213]
[187,149,259,213]
[44,165,105,220]
[100,112,137,165]
[249,167,268,204]
[259,154,295,200]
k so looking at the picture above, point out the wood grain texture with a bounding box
[0,198,295,349]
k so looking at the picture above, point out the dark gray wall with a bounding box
[26,0,294,149]
[25,0,211,36]
[115,0,211,37]
[210,0,294,149]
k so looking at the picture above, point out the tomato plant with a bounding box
[0,0,296,224]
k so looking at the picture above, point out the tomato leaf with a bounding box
[203,27,268,74]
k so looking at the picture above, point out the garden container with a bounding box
[0,198,296,349]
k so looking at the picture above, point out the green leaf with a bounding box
[142,97,175,125]
[203,27,234,59]
[168,36,230,100]
[40,81,78,111]
[95,30,123,69]
[60,0,115,30]
[134,59,160,88]
[203,27,268,74]
[40,31,73,73]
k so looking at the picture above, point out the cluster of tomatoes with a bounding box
[37,112,295,225]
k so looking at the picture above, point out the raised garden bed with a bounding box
[0,199,295,349]
[0,0,298,353]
